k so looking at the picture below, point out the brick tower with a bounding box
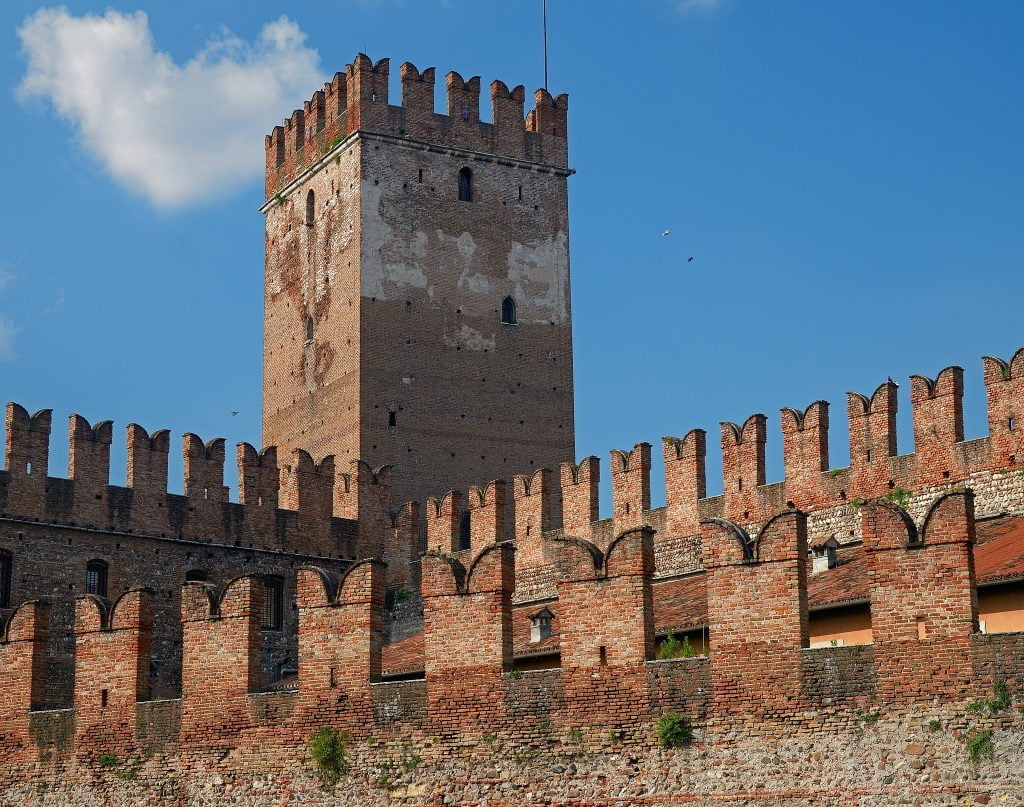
[262,55,575,510]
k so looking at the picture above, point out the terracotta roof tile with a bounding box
[975,514,1024,584]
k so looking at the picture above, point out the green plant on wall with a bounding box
[968,679,1012,715]
[308,728,349,790]
[655,713,693,748]
[966,729,994,763]
[657,632,700,660]
[883,487,913,509]
[97,752,119,768]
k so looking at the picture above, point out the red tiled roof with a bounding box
[381,513,1024,676]
[975,515,1024,584]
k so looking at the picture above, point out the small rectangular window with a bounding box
[262,577,284,630]
[388,410,396,427]
[86,561,108,598]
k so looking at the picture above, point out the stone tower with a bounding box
[262,55,575,510]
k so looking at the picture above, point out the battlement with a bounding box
[0,404,400,566]
[263,53,570,199]
[0,487,1020,794]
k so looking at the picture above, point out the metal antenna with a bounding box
[542,0,549,89]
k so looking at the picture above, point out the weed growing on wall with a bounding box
[883,487,913,509]
[308,728,349,791]
[968,679,1012,715]
[966,729,994,763]
[655,713,693,748]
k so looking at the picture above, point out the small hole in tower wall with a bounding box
[1009,416,1016,431]
[599,646,607,665]
[866,449,873,462]
[101,689,108,708]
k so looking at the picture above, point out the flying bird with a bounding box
[230,411,239,416]
[661,229,671,237]
[688,256,694,263]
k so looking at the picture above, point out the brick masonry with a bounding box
[1,53,1023,803]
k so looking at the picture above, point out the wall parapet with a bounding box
[264,53,570,199]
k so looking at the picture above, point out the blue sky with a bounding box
[1,1,1022,511]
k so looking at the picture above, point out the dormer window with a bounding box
[811,537,839,575]
[529,607,555,643]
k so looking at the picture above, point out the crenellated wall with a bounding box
[0,489,1021,804]
[0,403,389,560]
[264,54,569,200]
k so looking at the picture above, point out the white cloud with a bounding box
[0,316,17,362]
[17,9,325,207]
[677,0,724,15]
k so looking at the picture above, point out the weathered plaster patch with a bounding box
[443,324,496,352]
[507,232,569,323]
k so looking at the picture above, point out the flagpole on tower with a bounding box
[542,0,549,90]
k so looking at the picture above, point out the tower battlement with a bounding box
[263,54,569,199]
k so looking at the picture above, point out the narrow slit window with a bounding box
[262,576,284,630]
[458,167,473,202]
[305,315,314,343]
[305,189,315,226]
[0,551,11,608]
[86,560,108,598]
[388,410,397,428]
[1009,416,1016,432]
[501,296,517,325]
[459,511,471,551]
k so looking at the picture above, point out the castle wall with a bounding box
[0,496,1021,804]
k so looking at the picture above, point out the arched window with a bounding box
[458,511,471,551]
[86,560,108,598]
[0,550,11,608]
[185,569,207,583]
[458,167,473,202]
[305,189,315,226]
[501,296,518,325]
[305,315,314,343]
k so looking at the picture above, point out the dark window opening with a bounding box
[518,185,523,201]
[388,410,397,428]
[418,169,423,183]
[262,576,284,630]
[501,296,517,325]
[101,688,108,708]
[0,551,11,608]
[866,449,873,462]
[305,315,314,343]
[599,645,607,665]
[185,569,207,582]
[86,560,108,598]
[1009,416,1016,432]
[305,189,315,226]
[458,167,473,202]
[458,511,471,551]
